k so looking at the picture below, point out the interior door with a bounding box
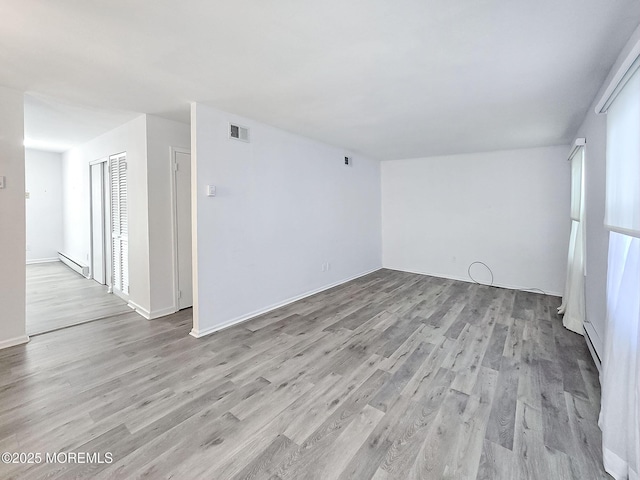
[90,162,106,284]
[173,150,193,309]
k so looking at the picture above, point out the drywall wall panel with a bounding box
[191,103,382,335]
[61,115,150,312]
[145,115,190,316]
[0,86,28,348]
[382,146,569,295]
[572,108,608,359]
[25,149,63,263]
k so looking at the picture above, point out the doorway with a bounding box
[171,147,193,310]
[25,152,130,335]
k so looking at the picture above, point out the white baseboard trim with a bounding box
[383,266,563,297]
[189,266,382,339]
[127,301,177,320]
[148,306,178,320]
[26,258,59,265]
[126,300,147,318]
[0,335,30,350]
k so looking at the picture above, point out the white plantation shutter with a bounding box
[110,153,129,296]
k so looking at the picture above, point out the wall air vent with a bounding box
[229,123,250,142]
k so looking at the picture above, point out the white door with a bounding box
[110,153,129,299]
[172,149,192,310]
[90,162,106,285]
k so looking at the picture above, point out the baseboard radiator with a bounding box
[584,326,602,373]
[58,252,90,278]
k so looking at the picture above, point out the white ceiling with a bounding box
[3,0,638,159]
[23,94,140,152]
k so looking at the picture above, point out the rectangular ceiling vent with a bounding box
[229,123,250,142]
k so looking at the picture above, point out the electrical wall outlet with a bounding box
[0,176,5,189]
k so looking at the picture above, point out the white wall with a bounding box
[382,146,570,295]
[145,115,190,316]
[61,114,190,319]
[25,149,63,263]
[0,86,28,348]
[191,103,382,336]
[570,107,608,358]
[575,25,640,360]
[62,115,150,312]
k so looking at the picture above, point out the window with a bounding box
[558,142,585,334]
[604,63,640,238]
[597,49,640,480]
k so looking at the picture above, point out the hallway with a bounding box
[27,261,131,335]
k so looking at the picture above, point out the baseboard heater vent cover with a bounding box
[58,252,90,278]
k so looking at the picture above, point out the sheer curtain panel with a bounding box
[558,145,586,334]
[600,233,640,480]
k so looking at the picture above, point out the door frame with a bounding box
[89,158,111,290]
[170,146,192,312]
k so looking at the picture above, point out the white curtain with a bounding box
[558,148,585,334]
[599,232,640,480]
[598,56,640,480]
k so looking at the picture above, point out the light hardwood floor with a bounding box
[26,261,131,335]
[2,269,607,479]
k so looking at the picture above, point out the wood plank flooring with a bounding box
[2,269,608,479]
[26,261,131,335]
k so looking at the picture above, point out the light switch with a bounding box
[206,185,216,197]
[0,176,5,189]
